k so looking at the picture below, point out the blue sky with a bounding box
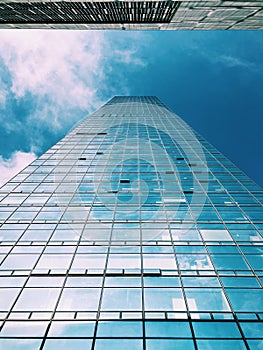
[0,30,262,187]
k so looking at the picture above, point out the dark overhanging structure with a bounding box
[0,0,262,30]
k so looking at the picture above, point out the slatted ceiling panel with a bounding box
[0,1,181,24]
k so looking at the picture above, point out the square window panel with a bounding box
[0,277,26,287]
[245,255,263,270]
[13,288,60,311]
[101,288,142,311]
[57,288,100,311]
[145,321,191,338]
[104,277,141,287]
[0,339,42,350]
[146,339,195,350]
[196,340,246,349]
[0,288,20,311]
[200,230,232,241]
[71,254,107,269]
[43,339,92,350]
[143,254,177,269]
[0,254,39,270]
[182,277,220,288]
[220,277,260,288]
[65,277,103,288]
[94,339,143,350]
[144,289,186,312]
[226,289,263,312]
[193,321,241,338]
[26,277,65,287]
[48,321,95,337]
[185,289,230,312]
[107,254,141,269]
[144,277,180,288]
[247,340,263,349]
[36,254,73,269]
[97,321,142,337]
[177,254,213,270]
[0,321,48,337]
[240,321,263,338]
[211,254,250,271]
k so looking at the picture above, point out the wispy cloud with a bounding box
[0,79,7,108]
[0,151,36,186]
[0,30,147,182]
[212,54,259,72]
[0,31,106,125]
[182,32,263,74]
[114,48,147,67]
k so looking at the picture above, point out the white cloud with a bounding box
[0,151,37,186]
[0,30,147,158]
[0,31,147,132]
[0,31,105,115]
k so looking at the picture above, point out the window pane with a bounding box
[48,321,95,337]
[0,321,48,337]
[94,339,143,350]
[144,289,186,311]
[196,340,246,349]
[101,288,141,311]
[177,255,213,270]
[193,322,241,338]
[43,339,92,350]
[0,339,42,350]
[226,289,263,312]
[144,277,180,287]
[57,288,100,311]
[0,255,39,270]
[0,289,20,310]
[211,255,249,271]
[146,339,195,350]
[145,321,191,338]
[71,255,106,269]
[97,321,142,337]
[65,277,103,287]
[14,288,60,311]
[182,277,220,287]
[185,289,230,312]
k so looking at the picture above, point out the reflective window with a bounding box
[48,321,95,337]
[57,288,100,311]
[101,288,142,311]
[97,321,142,337]
[43,339,92,350]
[185,289,230,311]
[0,321,48,337]
[226,289,263,312]
[145,321,191,337]
[144,289,186,311]
[146,339,195,349]
[0,339,42,350]
[14,288,60,311]
[0,288,20,310]
[193,321,241,338]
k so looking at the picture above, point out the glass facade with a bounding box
[0,0,262,30]
[0,96,262,349]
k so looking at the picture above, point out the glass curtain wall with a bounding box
[0,96,262,349]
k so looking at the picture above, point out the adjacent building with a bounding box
[0,96,262,349]
[0,0,263,30]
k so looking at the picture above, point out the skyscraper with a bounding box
[0,96,262,349]
[0,0,262,30]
